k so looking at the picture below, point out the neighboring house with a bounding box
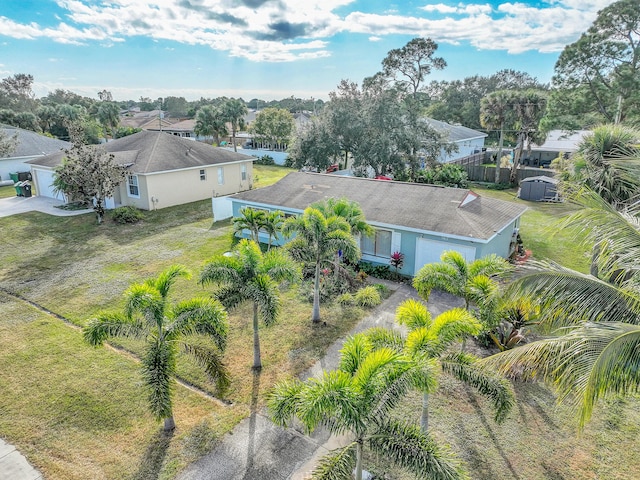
[27,131,255,210]
[0,125,70,182]
[148,118,198,140]
[423,119,488,164]
[223,172,527,276]
[119,110,179,131]
[523,129,591,167]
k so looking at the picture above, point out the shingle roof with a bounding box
[232,172,527,241]
[26,131,254,173]
[1,125,71,158]
[424,119,487,143]
[532,130,590,152]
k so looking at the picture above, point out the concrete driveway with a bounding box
[0,195,93,218]
[177,282,463,480]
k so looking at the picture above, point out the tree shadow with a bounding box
[133,428,174,480]
[463,384,521,480]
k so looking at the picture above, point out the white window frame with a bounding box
[217,167,224,185]
[127,174,140,198]
[200,169,206,181]
[361,229,393,258]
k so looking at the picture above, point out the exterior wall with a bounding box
[476,218,520,259]
[440,137,486,163]
[1,155,39,182]
[127,161,253,210]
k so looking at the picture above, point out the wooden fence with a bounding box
[460,165,555,184]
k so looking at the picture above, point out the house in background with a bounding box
[0,125,70,182]
[523,129,591,167]
[423,119,488,164]
[27,131,255,210]
[220,172,527,276]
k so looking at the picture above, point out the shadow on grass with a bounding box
[244,370,261,476]
[133,429,174,480]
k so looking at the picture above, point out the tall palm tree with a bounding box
[483,189,640,428]
[480,90,512,184]
[97,101,121,139]
[311,197,374,238]
[414,251,512,311]
[282,206,360,324]
[369,300,514,432]
[221,98,248,152]
[199,240,299,370]
[84,265,229,431]
[233,207,267,243]
[269,333,465,480]
[509,90,547,183]
[195,105,228,145]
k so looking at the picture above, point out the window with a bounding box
[127,175,139,197]
[200,169,206,181]
[361,229,392,257]
[241,164,247,181]
[217,167,224,185]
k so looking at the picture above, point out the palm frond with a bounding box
[441,352,515,424]
[505,266,640,328]
[247,274,281,326]
[339,334,373,375]
[310,443,357,480]
[413,262,462,300]
[481,322,640,428]
[368,421,467,480]
[260,248,300,283]
[83,312,148,346]
[468,254,512,279]
[396,299,431,330]
[268,378,306,428]
[170,297,228,350]
[429,308,482,347]
[181,340,230,395]
[210,284,247,311]
[366,327,405,352]
[199,256,242,286]
[124,283,164,323]
[152,264,191,299]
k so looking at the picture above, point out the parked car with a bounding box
[326,164,339,173]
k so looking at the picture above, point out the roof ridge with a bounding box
[143,132,160,173]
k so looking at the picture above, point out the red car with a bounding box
[375,175,392,181]
[326,164,339,173]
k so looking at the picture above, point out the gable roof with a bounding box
[424,119,488,143]
[26,131,254,174]
[1,125,71,158]
[532,129,590,152]
[232,172,526,241]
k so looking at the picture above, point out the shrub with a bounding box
[372,283,389,296]
[112,206,144,224]
[354,286,381,307]
[415,163,468,188]
[255,155,275,165]
[357,261,393,280]
[337,293,354,306]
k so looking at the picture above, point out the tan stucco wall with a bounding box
[121,161,253,210]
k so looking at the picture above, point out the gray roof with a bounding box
[232,172,527,241]
[532,129,590,152]
[424,119,487,143]
[1,125,71,158]
[26,131,254,174]
[520,175,559,184]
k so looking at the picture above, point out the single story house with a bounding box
[222,172,527,276]
[423,119,488,164]
[518,176,560,202]
[27,131,255,210]
[0,125,70,182]
[522,129,590,167]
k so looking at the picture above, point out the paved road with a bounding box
[0,438,42,480]
[177,282,462,480]
[0,195,92,218]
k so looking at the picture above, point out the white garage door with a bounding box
[33,168,64,200]
[414,238,476,274]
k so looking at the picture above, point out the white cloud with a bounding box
[0,0,619,60]
[369,36,382,42]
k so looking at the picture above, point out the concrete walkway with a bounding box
[177,282,462,480]
[0,195,92,218]
[0,438,42,480]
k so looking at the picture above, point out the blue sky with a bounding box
[0,0,615,101]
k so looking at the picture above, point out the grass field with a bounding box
[0,168,637,479]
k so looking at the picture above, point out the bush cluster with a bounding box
[112,206,144,224]
[255,155,275,165]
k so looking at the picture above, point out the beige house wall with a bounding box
[121,160,253,210]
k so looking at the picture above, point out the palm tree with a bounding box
[482,189,640,428]
[282,206,360,323]
[199,239,299,370]
[268,333,465,480]
[195,105,228,145]
[509,90,547,183]
[414,250,512,311]
[233,207,267,243]
[83,265,229,431]
[571,124,640,207]
[97,101,120,139]
[480,90,512,184]
[311,197,374,238]
[221,98,248,152]
[261,210,285,250]
[369,300,514,432]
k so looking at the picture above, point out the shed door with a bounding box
[414,238,476,274]
[33,168,63,200]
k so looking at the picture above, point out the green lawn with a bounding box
[0,170,636,479]
[0,184,17,199]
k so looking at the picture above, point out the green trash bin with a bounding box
[9,172,19,183]
[14,181,24,196]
